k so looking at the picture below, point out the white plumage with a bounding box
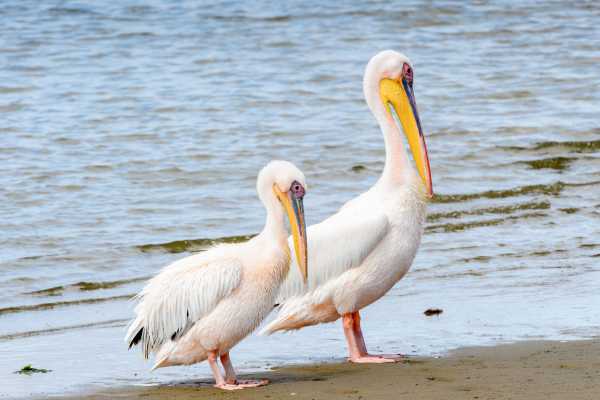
[259,50,433,364]
[275,208,389,305]
[125,160,308,389]
[127,249,243,366]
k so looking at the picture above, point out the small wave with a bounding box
[116,32,156,39]
[137,235,255,254]
[455,255,493,263]
[200,14,293,22]
[0,319,128,342]
[309,75,339,83]
[267,41,297,47]
[0,295,134,315]
[502,139,600,154]
[431,182,565,204]
[25,277,150,297]
[427,201,551,221]
[82,165,113,171]
[0,104,26,112]
[152,107,188,113]
[3,277,37,285]
[480,90,534,100]
[535,139,600,153]
[48,7,98,15]
[193,58,233,65]
[0,86,37,93]
[426,212,547,233]
[559,208,579,214]
[522,157,573,170]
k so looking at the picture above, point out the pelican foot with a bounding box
[366,353,404,359]
[216,380,269,390]
[347,356,397,363]
[236,380,269,388]
[215,383,245,390]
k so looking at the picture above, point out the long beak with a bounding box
[379,77,433,198]
[273,184,308,284]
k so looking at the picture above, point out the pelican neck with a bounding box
[260,193,288,241]
[371,94,415,187]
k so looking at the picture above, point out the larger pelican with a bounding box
[126,160,308,390]
[259,50,433,363]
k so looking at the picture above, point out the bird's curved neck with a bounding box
[364,76,413,186]
[379,108,413,184]
[260,192,288,241]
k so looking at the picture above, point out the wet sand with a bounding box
[65,339,598,400]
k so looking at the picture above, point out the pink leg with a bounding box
[220,352,268,388]
[353,311,404,360]
[342,313,396,363]
[207,350,235,389]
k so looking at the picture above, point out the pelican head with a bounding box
[258,160,308,284]
[364,50,433,198]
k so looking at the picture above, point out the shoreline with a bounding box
[46,339,598,400]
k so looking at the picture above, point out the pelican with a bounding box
[125,160,308,390]
[259,50,433,363]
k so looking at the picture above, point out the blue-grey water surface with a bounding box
[1,0,599,397]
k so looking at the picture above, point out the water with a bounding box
[1,0,599,397]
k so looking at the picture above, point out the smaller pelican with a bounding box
[125,160,308,390]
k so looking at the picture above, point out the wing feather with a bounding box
[276,210,389,304]
[125,248,243,362]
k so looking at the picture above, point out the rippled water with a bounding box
[1,0,599,397]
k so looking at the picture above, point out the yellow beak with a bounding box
[380,77,433,198]
[273,184,308,284]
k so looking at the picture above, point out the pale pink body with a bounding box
[125,160,308,389]
[273,182,426,330]
[260,50,430,364]
[153,238,289,368]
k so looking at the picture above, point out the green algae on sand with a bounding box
[15,364,51,375]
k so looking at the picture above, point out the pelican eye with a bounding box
[402,63,413,83]
[290,180,305,199]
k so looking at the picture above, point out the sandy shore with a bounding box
[65,339,598,400]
